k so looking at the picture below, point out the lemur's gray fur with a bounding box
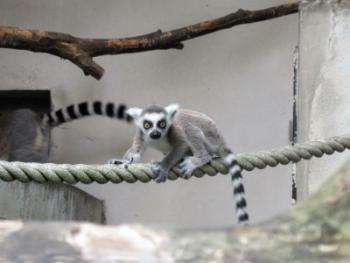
[108,104,249,225]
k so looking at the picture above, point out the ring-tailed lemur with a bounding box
[43,101,131,127]
[108,104,249,225]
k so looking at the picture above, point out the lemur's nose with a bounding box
[150,130,161,139]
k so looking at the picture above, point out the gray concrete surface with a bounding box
[0,0,297,227]
[296,0,350,199]
[0,109,105,222]
[0,109,49,162]
[0,182,105,222]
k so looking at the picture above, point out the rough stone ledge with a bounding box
[2,159,350,262]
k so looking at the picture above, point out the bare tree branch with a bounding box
[0,2,299,80]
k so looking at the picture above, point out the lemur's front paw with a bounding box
[178,158,196,179]
[106,158,129,165]
[152,162,168,183]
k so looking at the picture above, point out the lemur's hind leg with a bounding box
[178,126,212,179]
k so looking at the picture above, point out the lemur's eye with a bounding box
[158,120,167,129]
[143,121,152,129]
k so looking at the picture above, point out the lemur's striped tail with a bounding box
[224,153,249,225]
[44,101,131,127]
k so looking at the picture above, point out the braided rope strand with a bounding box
[0,134,349,184]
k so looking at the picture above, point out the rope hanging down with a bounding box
[1,134,350,184]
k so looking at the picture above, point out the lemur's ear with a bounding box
[165,104,179,118]
[126,107,142,120]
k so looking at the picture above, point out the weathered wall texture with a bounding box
[0,0,296,227]
[0,182,105,222]
[0,109,105,222]
[297,0,350,199]
[0,109,49,162]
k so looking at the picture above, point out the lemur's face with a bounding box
[126,104,179,140]
[140,112,169,140]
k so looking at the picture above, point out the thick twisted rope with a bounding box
[1,133,350,184]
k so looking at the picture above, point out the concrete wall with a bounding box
[297,0,350,199]
[0,181,105,222]
[0,0,297,227]
[0,109,105,222]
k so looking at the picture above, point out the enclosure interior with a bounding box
[0,0,296,227]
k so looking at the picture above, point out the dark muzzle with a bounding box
[150,130,161,139]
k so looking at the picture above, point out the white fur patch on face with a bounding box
[139,113,168,133]
[143,113,165,124]
[137,112,170,140]
[137,110,176,142]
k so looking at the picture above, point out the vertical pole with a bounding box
[291,46,298,204]
[297,0,350,199]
